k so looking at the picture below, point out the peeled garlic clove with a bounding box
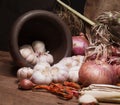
[78,94,99,105]
[17,67,33,80]
[32,41,46,54]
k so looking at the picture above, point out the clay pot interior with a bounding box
[9,10,72,68]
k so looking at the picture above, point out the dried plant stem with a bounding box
[57,0,95,26]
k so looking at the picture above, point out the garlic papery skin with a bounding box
[17,67,33,80]
[32,40,46,54]
[59,57,75,69]
[30,69,52,85]
[20,45,37,65]
[72,55,85,67]
[78,94,99,105]
[33,62,51,72]
[20,45,34,53]
[37,52,54,64]
[50,65,69,83]
[68,66,80,82]
[26,54,38,65]
[58,56,82,70]
[20,45,34,56]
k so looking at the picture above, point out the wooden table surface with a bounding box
[0,51,119,105]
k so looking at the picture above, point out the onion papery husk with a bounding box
[79,60,117,87]
[95,11,120,45]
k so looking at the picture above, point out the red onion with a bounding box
[113,64,120,82]
[72,33,89,55]
[79,60,117,86]
[109,45,120,56]
[18,79,35,90]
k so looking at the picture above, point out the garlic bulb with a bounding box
[50,64,69,83]
[20,45,37,64]
[59,56,82,70]
[30,69,52,85]
[17,67,33,80]
[20,45,34,53]
[37,52,54,64]
[32,40,46,54]
[72,55,85,67]
[33,62,51,72]
[68,66,80,82]
[59,57,74,69]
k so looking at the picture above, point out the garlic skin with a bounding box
[59,57,75,69]
[78,94,99,105]
[26,54,38,65]
[72,55,85,67]
[68,66,80,82]
[17,67,33,80]
[30,70,52,85]
[59,55,84,70]
[50,64,69,83]
[37,52,54,64]
[20,45,37,65]
[32,41,46,54]
[33,62,51,72]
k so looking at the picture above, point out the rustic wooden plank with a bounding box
[0,51,119,105]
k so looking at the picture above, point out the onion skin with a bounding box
[113,64,120,82]
[109,45,120,56]
[79,60,117,86]
[18,79,35,90]
[72,34,89,55]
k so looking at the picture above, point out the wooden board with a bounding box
[0,51,119,105]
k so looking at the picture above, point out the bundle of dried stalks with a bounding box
[54,3,84,36]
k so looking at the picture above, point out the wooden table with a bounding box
[0,51,119,105]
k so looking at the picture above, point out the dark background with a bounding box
[0,0,86,51]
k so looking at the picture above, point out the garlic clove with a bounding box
[78,94,99,105]
[32,41,46,54]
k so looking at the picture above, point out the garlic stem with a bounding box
[57,0,95,26]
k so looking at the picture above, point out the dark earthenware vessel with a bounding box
[9,10,72,68]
